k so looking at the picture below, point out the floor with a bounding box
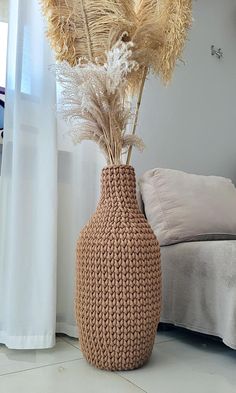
[0,328,236,393]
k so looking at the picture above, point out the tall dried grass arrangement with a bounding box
[40,0,192,165]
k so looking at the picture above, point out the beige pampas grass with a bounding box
[41,0,192,86]
[54,41,144,165]
[158,0,192,83]
[126,0,192,163]
[108,1,165,93]
[40,0,136,66]
[132,1,165,73]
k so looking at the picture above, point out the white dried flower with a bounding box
[53,39,143,165]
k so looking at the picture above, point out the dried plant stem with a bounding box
[80,0,93,61]
[108,112,116,164]
[126,66,148,165]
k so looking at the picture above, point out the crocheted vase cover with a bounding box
[76,165,161,370]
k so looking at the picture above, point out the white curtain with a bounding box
[0,0,104,349]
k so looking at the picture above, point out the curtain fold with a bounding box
[56,139,104,338]
[0,0,104,349]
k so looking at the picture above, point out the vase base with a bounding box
[82,348,153,371]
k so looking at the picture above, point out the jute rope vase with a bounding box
[76,165,161,371]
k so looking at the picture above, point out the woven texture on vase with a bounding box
[76,165,161,371]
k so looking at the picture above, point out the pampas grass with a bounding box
[54,40,144,165]
[126,0,192,164]
[131,1,165,75]
[158,0,192,83]
[40,0,136,65]
[41,0,192,86]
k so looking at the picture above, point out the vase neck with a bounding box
[100,165,137,205]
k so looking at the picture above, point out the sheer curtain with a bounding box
[0,0,104,348]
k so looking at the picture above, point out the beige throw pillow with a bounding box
[139,168,236,246]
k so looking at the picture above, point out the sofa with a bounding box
[160,240,236,349]
[139,168,236,349]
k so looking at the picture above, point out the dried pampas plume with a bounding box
[54,41,144,166]
[158,0,192,83]
[126,0,192,164]
[130,0,165,75]
[41,0,192,88]
[40,0,136,66]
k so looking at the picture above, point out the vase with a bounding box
[75,165,161,371]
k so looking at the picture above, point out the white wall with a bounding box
[0,0,8,22]
[132,0,236,184]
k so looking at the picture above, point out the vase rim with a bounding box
[103,164,134,170]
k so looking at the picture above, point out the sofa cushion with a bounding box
[139,168,236,246]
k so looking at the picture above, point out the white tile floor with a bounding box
[0,329,236,393]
